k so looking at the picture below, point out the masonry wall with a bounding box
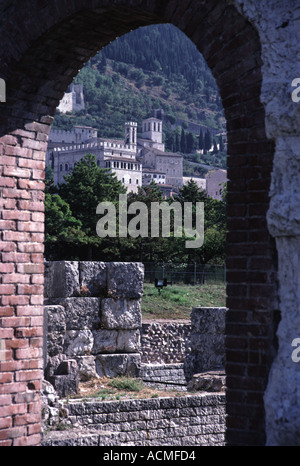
[0,0,296,447]
[141,321,191,364]
[42,393,226,446]
[44,261,144,396]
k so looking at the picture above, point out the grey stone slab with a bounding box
[44,261,80,298]
[51,297,101,330]
[101,298,141,330]
[79,261,107,297]
[106,262,144,298]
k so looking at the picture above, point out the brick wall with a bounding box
[0,0,279,446]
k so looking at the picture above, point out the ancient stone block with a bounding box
[53,297,101,330]
[65,329,94,357]
[92,329,118,354]
[184,307,227,379]
[95,353,141,378]
[92,329,140,354]
[51,363,79,397]
[79,261,107,297]
[101,298,141,330]
[44,261,80,298]
[76,356,98,381]
[106,262,144,298]
[117,329,140,353]
[187,371,226,392]
[45,305,66,357]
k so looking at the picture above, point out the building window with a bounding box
[122,178,125,183]
[136,179,139,185]
[129,178,131,184]
[60,164,63,172]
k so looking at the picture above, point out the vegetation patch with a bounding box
[142,282,226,320]
[73,377,184,401]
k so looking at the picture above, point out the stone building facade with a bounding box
[0,0,299,448]
[46,116,183,194]
[57,83,85,114]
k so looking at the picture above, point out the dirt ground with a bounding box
[74,376,189,401]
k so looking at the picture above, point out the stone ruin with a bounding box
[42,260,227,433]
[44,261,144,396]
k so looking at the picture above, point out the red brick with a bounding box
[15,347,41,359]
[3,166,31,178]
[2,273,30,284]
[0,155,16,166]
[0,263,14,273]
[0,220,16,230]
[1,295,30,306]
[17,284,43,295]
[1,316,30,328]
[17,221,44,232]
[2,188,31,199]
[4,145,33,158]
[0,307,14,318]
[0,177,16,187]
[2,211,30,221]
[2,231,31,242]
[18,179,44,190]
[2,252,30,263]
[0,284,15,295]
[15,370,41,382]
[18,158,44,170]
[17,242,44,253]
[18,200,44,212]
[16,263,43,274]
[13,433,41,446]
[0,242,16,252]
[0,135,18,146]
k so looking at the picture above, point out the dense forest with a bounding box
[52,24,226,171]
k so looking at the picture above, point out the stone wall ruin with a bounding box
[44,261,144,396]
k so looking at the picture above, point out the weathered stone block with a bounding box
[187,371,226,392]
[44,261,80,298]
[106,262,144,298]
[101,298,141,330]
[65,329,94,357]
[95,353,141,378]
[117,329,140,353]
[76,356,98,381]
[93,329,118,354]
[79,261,107,296]
[53,297,101,330]
[45,305,66,357]
[92,329,140,354]
[184,307,227,379]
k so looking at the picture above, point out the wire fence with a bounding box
[143,262,226,286]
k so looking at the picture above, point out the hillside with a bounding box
[52,24,227,171]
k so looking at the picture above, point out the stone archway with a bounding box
[0,0,281,446]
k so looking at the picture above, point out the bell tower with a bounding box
[125,121,137,150]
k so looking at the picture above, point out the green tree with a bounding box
[58,153,126,258]
[45,193,87,259]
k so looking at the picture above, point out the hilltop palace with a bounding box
[46,116,226,199]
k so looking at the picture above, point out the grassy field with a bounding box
[141,282,226,320]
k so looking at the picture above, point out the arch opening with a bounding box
[0,0,278,447]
